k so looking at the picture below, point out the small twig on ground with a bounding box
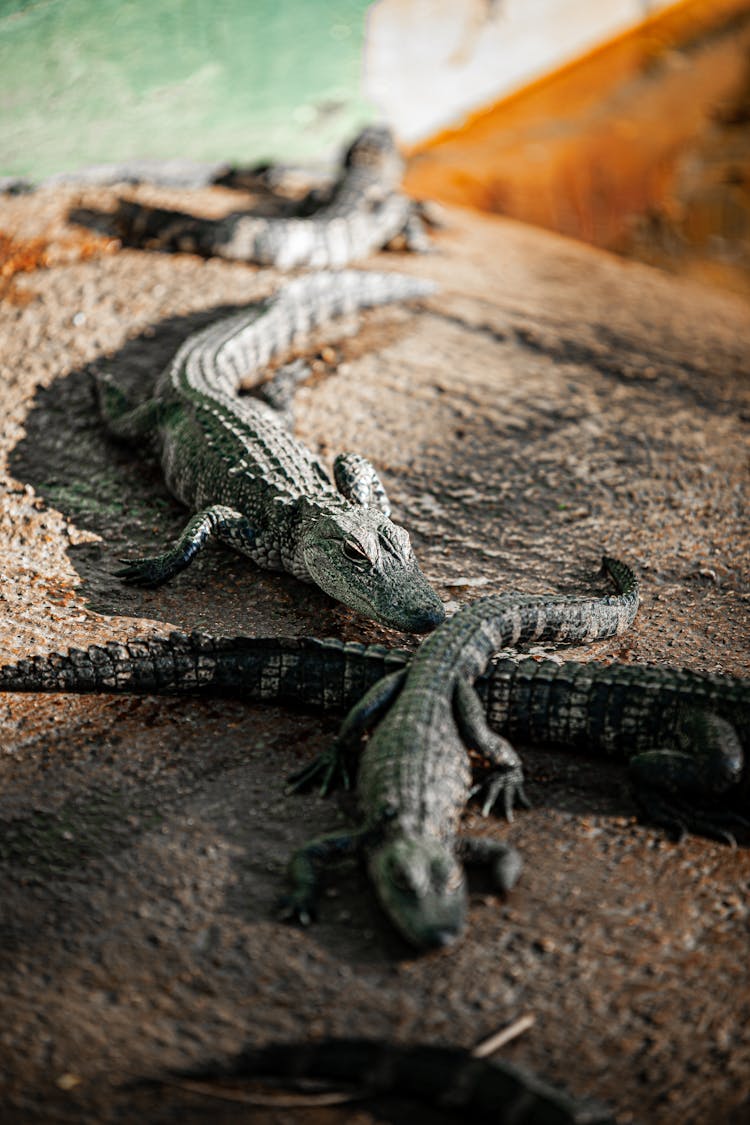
[472,1013,536,1058]
[148,1074,363,1108]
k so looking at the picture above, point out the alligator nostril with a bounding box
[410,604,446,633]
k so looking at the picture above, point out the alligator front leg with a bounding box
[454,678,530,819]
[116,505,255,586]
[395,207,432,253]
[288,668,407,794]
[333,452,391,516]
[457,836,523,894]
[629,710,747,844]
[279,827,368,925]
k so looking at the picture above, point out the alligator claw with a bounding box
[470,766,530,822]
[286,744,350,797]
[277,894,317,926]
[115,556,173,587]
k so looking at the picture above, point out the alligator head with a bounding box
[301,506,445,633]
[368,836,467,949]
[343,125,403,181]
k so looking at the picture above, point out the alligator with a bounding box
[151,1037,615,1125]
[3,563,747,944]
[3,558,651,941]
[96,268,445,633]
[114,125,430,269]
[282,556,642,948]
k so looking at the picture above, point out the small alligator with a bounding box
[115,126,429,269]
[154,1037,614,1124]
[97,268,445,633]
[3,558,646,946]
[3,563,747,944]
[282,556,641,948]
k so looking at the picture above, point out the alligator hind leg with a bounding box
[279,827,368,925]
[248,358,311,427]
[333,453,391,516]
[458,835,523,894]
[116,505,255,586]
[630,710,746,844]
[95,373,161,443]
[287,668,407,795]
[454,678,530,820]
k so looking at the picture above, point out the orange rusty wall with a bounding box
[404,0,750,298]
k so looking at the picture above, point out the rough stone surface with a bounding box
[0,184,748,1124]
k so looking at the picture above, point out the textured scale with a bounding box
[98,269,445,632]
[158,271,431,517]
[0,633,408,708]
[356,557,640,839]
[1,620,746,756]
[4,562,747,946]
[483,656,750,759]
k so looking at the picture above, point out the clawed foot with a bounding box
[286,742,351,797]
[470,765,531,821]
[277,892,317,927]
[114,548,189,586]
[635,789,749,847]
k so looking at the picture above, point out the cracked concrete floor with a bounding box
[0,182,749,1124]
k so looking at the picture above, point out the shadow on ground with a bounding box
[7,303,344,636]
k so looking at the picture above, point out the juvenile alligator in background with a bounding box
[115,126,430,269]
[154,1037,615,1125]
[97,269,445,633]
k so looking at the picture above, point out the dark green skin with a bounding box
[96,269,445,634]
[4,628,745,785]
[2,559,746,947]
[285,556,644,948]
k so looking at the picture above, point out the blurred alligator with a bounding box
[114,125,431,269]
[96,269,445,634]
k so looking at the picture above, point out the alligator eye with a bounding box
[342,540,370,564]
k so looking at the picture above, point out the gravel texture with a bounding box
[0,181,748,1124]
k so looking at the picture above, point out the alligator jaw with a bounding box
[395,596,446,635]
[301,510,445,634]
[367,570,446,634]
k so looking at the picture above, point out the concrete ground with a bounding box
[0,180,748,1124]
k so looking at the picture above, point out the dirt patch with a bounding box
[0,184,748,1124]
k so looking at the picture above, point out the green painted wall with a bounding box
[0,0,374,179]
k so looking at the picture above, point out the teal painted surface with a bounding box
[0,0,374,179]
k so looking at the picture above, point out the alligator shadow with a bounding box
[0,687,647,970]
[7,303,343,635]
[68,168,315,256]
